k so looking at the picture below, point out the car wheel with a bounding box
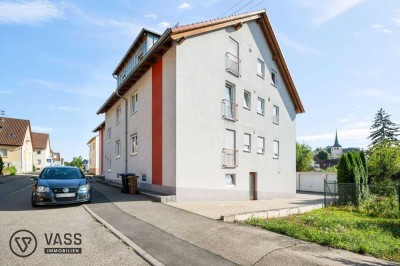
[31,197,38,208]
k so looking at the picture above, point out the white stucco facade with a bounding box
[101,13,302,201]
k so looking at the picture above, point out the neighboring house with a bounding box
[96,10,304,201]
[32,132,51,171]
[87,135,100,175]
[314,158,339,170]
[92,121,105,175]
[0,117,33,173]
[52,152,62,166]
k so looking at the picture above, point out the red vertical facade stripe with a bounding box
[152,58,163,185]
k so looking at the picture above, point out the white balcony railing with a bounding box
[225,52,240,76]
[222,148,238,168]
[221,99,238,121]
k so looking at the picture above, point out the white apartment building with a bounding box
[32,132,51,171]
[87,135,100,175]
[96,10,304,201]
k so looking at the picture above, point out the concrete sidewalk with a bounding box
[87,182,397,266]
[165,193,326,220]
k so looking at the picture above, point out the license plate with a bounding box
[55,193,75,198]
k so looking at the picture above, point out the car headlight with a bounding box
[78,184,91,192]
[37,186,50,192]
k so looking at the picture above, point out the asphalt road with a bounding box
[0,175,148,266]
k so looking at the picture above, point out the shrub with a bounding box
[9,166,17,176]
[33,164,36,172]
[358,194,399,219]
[0,155,3,176]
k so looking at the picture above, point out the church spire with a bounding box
[333,130,342,147]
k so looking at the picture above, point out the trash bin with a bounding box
[118,173,135,193]
[127,176,139,194]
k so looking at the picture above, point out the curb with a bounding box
[82,204,164,266]
[222,203,324,222]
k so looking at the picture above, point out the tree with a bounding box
[296,142,313,172]
[315,148,330,160]
[337,154,353,204]
[0,155,3,176]
[65,156,84,169]
[367,142,400,183]
[368,108,399,147]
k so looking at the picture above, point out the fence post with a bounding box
[324,178,326,207]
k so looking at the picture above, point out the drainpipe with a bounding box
[115,90,128,173]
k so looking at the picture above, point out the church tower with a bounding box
[331,130,342,159]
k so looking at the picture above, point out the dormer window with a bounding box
[137,49,144,62]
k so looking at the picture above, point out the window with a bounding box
[271,70,278,86]
[244,133,251,152]
[257,137,265,154]
[36,159,41,165]
[226,37,240,76]
[273,140,279,159]
[257,97,265,115]
[142,173,147,182]
[116,106,121,124]
[225,174,235,186]
[223,129,236,168]
[116,141,121,158]
[137,49,144,62]
[243,90,251,109]
[0,149,7,157]
[131,93,138,114]
[131,134,138,154]
[273,105,279,124]
[107,128,111,142]
[121,70,126,81]
[223,82,237,121]
[107,158,111,172]
[257,59,265,77]
[36,150,41,155]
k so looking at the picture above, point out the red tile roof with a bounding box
[32,132,49,150]
[0,117,30,146]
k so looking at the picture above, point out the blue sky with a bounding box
[0,0,399,161]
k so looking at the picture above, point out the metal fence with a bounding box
[324,180,400,212]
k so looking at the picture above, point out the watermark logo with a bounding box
[9,230,37,257]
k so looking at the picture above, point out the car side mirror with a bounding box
[30,176,38,181]
[85,176,92,180]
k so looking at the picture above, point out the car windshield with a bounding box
[40,168,84,179]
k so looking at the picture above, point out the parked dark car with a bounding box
[31,166,92,207]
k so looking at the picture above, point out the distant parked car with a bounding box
[31,166,92,207]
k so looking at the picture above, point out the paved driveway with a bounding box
[0,175,148,266]
[165,192,325,219]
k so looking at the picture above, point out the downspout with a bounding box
[115,90,128,173]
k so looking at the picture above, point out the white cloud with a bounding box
[158,21,170,28]
[353,89,382,97]
[31,126,53,132]
[392,18,400,26]
[276,32,317,54]
[0,0,63,25]
[0,90,13,94]
[383,29,392,34]
[49,105,79,112]
[371,24,382,28]
[145,14,157,19]
[353,89,400,103]
[296,0,364,27]
[371,24,393,34]
[338,118,350,123]
[178,2,192,10]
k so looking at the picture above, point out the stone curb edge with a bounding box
[82,204,164,266]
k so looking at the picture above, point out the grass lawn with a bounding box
[247,207,400,262]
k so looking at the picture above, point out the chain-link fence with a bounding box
[324,180,400,212]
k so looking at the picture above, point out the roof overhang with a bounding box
[92,121,105,132]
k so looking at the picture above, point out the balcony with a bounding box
[221,99,238,121]
[225,52,240,76]
[222,148,238,168]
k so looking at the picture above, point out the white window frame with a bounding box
[257,97,265,115]
[225,174,236,187]
[243,90,251,110]
[115,140,121,158]
[244,133,251,152]
[36,159,41,165]
[271,69,278,87]
[107,158,111,172]
[273,105,279,124]
[116,106,121,124]
[130,93,138,114]
[0,149,7,157]
[273,140,279,159]
[107,128,111,142]
[257,58,265,78]
[131,134,138,155]
[257,137,265,154]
